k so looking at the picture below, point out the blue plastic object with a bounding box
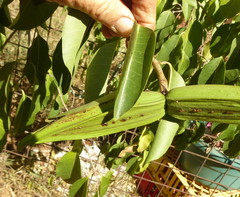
[179,140,240,190]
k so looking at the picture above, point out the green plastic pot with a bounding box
[179,140,240,190]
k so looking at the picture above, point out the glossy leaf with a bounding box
[10,0,58,30]
[85,38,119,103]
[198,57,224,84]
[114,22,155,119]
[69,177,88,197]
[62,8,94,75]
[144,118,179,165]
[56,151,81,184]
[18,91,165,148]
[94,171,113,197]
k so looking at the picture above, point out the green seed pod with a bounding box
[166,85,240,124]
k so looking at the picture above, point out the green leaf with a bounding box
[94,171,113,197]
[144,118,179,165]
[0,5,12,27]
[174,122,205,150]
[182,0,194,21]
[126,157,139,175]
[225,69,240,84]
[155,10,175,50]
[182,0,197,8]
[213,0,240,25]
[62,8,94,75]
[24,35,51,126]
[223,132,240,157]
[13,91,32,135]
[69,177,88,197]
[10,0,58,30]
[25,35,51,83]
[52,39,72,94]
[210,23,240,57]
[156,34,182,62]
[198,57,224,84]
[0,0,13,7]
[114,22,155,119]
[85,38,119,103]
[0,61,14,130]
[226,35,240,69]
[218,124,239,141]
[0,119,6,151]
[0,23,6,49]
[137,128,154,152]
[56,151,81,184]
[18,91,165,148]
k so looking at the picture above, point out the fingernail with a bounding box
[112,17,134,37]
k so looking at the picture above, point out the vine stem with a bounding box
[152,58,169,95]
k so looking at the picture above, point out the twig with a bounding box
[152,58,169,95]
[57,87,69,111]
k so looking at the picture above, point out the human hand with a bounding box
[49,0,157,38]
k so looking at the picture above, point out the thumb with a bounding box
[52,0,135,37]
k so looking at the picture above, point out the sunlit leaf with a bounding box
[85,38,119,103]
[198,57,224,84]
[144,118,179,165]
[155,10,175,50]
[156,34,182,62]
[10,0,58,30]
[114,22,155,119]
[137,128,154,152]
[62,8,94,75]
[94,171,113,197]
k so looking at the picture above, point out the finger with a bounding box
[50,0,135,37]
[131,0,157,30]
[101,25,119,38]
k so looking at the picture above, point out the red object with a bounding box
[136,171,159,197]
